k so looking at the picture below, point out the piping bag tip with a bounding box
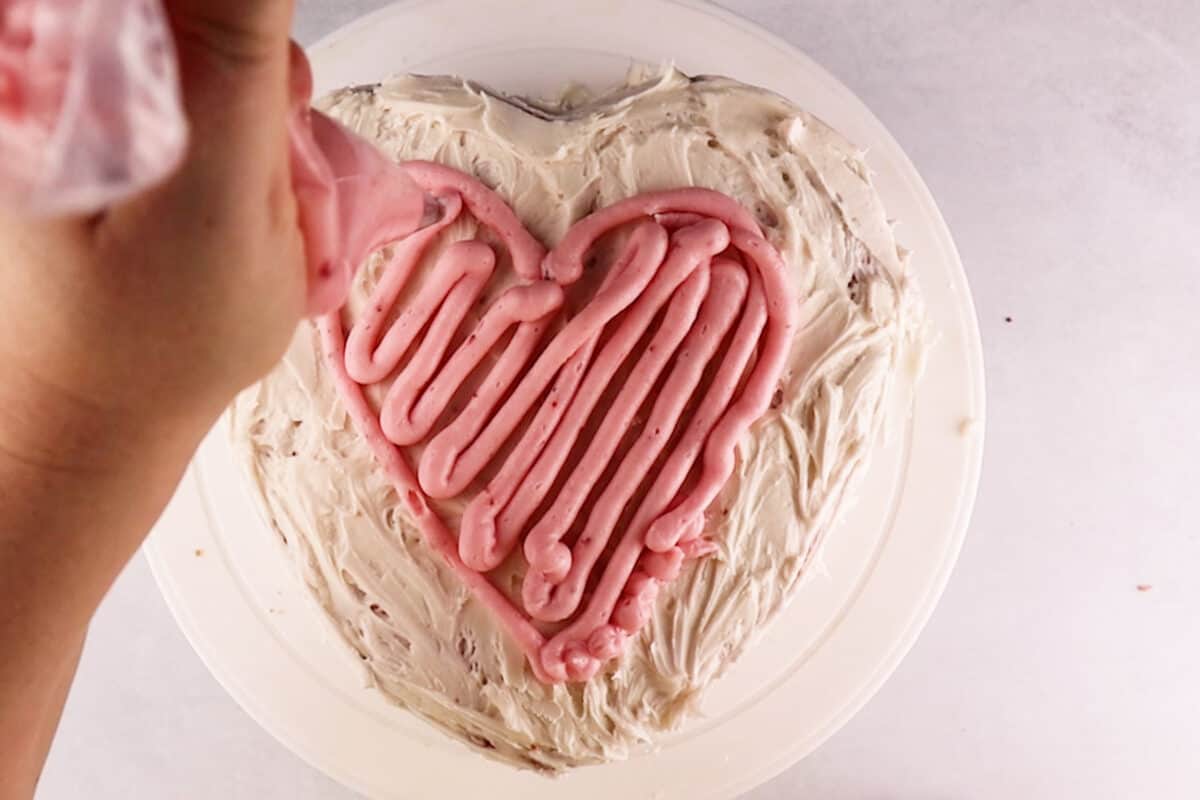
[421,194,445,228]
[292,107,441,316]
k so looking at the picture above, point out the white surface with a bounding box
[36,1,1200,798]
[138,2,981,798]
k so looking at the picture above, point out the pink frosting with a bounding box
[322,161,797,683]
[0,0,187,214]
[286,46,435,315]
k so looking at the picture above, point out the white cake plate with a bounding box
[145,1,985,798]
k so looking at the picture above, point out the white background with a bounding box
[36,1,1200,798]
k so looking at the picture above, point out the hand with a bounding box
[0,2,307,797]
[0,0,305,470]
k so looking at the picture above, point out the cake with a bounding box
[231,66,922,771]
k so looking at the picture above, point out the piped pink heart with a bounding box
[320,161,796,683]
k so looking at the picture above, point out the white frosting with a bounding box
[231,67,922,771]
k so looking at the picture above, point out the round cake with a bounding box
[231,66,923,771]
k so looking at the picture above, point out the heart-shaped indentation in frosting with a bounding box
[319,160,796,683]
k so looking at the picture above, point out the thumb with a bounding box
[104,0,298,233]
[161,0,296,151]
[164,0,295,75]
[98,0,304,291]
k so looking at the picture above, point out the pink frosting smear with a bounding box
[321,163,798,683]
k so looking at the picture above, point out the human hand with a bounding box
[0,0,306,469]
[0,3,315,795]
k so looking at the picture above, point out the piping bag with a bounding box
[0,0,438,314]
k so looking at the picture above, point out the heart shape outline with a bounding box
[319,161,796,683]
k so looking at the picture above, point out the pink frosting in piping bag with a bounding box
[286,44,436,314]
[0,0,188,214]
[289,109,432,314]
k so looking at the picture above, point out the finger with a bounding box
[105,0,299,240]
[162,0,296,161]
[165,0,296,77]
